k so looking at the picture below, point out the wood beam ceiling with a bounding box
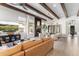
[40,3,60,19]
[25,3,53,20]
[61,3,68,17]
[0,3,47,21]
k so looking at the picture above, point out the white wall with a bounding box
[59,18,66,34]
[66,16,79,35]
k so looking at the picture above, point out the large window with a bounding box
[52,25,61,34]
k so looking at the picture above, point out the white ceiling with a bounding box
[46,3,79,18]
[46,3,66,18]
[65,3,79,17]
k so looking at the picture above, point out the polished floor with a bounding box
[47,35,79,56]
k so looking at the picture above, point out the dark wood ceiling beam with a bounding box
[25,3,53,20]
[61,3,68,17]
[40,3,60,19]
[77,10,79,16]
[0,3,47,21]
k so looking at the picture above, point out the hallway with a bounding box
[47,35,79,56]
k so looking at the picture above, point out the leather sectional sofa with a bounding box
[0,37,54,56]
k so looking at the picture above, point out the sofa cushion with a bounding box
[22,39,42,50]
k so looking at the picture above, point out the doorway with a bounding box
[70,26,75,34]
[35,17,41,37]
[70,25,75,38]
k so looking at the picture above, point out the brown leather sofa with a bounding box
[24,39,53,56]
[0,37,54,56]
[0,44,22,56]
